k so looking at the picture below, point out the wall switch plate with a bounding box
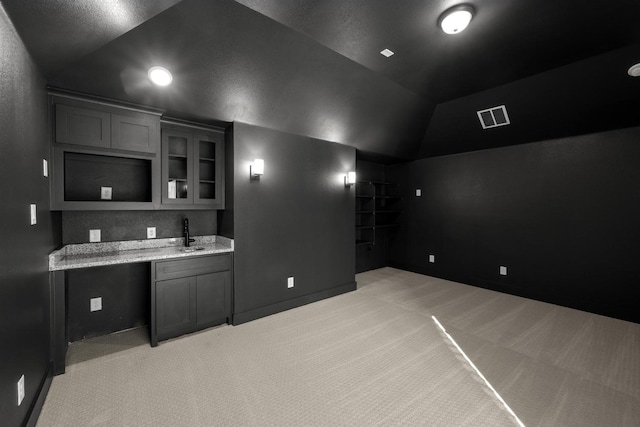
[147,227,156,239]
[287,277,294,288]
[100,186,112,200]
[500,266,507,276]
[90,297,102,312]
[17,375,25,406]
[89,229,101,243]
[30,204,37,225]
[429,254,435,263]
[416,189,422,197]
[43,159,48,177]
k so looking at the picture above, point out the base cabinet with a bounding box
[151,254,232,346]
[155,276,197,342]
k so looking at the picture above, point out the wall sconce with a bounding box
[250,159,264,180]
[344,171,356,187]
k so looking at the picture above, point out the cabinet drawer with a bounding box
[155,254,231,281]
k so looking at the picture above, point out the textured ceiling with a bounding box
[1,0,182,75]
[2,0,640,160]
[234,0,640,103]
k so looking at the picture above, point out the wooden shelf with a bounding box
[355,178,401,247]
[199,157,216,162]
[357,181,396,186]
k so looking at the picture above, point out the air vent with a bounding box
[477,105,510,129]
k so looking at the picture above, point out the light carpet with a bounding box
[37,267,640,426]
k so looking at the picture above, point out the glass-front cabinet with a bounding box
[161,126,225,209]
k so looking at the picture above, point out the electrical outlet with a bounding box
[30,204,37,225]
[429,254,435,263]
[500,266,507,276]
[287,276,294,289]
[100,186,112,200]
[147,227,156,239]
[89,229,101,243]
[17,375,25,406]
[43,159,48,177]
[416,189,422,197]
[90,297,102,312]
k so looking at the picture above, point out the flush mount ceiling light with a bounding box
[438,4,475,34]
[148,66,173,86]
[628,63,640,77]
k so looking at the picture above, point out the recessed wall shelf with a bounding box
[355,180,402,246]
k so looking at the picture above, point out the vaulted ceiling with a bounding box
[3,0,640,161]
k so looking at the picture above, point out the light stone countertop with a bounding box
[49,235,233,271]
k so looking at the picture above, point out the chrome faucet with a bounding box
[183,218,196,247]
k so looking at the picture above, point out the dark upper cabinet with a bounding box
[50,96,161,210]
[55,104,111,148]
[111,113,158,154]
[56,103,159,154]
[50,94,227,211]
[162,130,194,205]
[161,124,225,209]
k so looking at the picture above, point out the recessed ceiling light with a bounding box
[438,4,475,35]
[380,49,394,58]
[628,63,640,77]
[148,66,173,86]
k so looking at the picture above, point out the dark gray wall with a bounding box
[232,123,356,323]
[388,126,640,323]
[61,210,217,244]
[0,8,56,427]
[67,264,150,342]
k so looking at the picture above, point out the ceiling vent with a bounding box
[477,105,510,129]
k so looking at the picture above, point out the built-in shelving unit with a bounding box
[355,181,401,246]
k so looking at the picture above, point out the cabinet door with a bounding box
[155,276,196,341]
[196,271,230,329]
[56,104,110,148]
[111,113,159,153]
[161,130,193,204]
[193,132,225,208]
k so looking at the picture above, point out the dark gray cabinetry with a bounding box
[155,276,197,342]
[55,104,110,148]
[151,253,232,346]
[55,103,158,153]
[161,124,225,209]
[111,113,158,153]
[51,95,161,210]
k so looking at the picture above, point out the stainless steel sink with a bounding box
[179,246,205,253]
